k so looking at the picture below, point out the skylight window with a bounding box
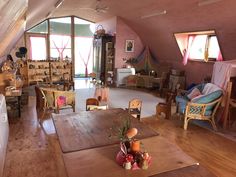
[174,30,223,65]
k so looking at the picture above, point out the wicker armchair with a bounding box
[184,97,222,130]
[176,83,223,130]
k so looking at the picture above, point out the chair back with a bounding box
[86,98,99,111]
[35,86,45,111]
[128,98,142,120]
[35,86,47,120]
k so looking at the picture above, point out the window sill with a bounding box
[189,59,216,64]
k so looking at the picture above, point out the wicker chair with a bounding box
[184,97,222,130]
[176,83,223,130]
[128,98,142,120]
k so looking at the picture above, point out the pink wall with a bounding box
[171,60,214,87]
[97,17,144,69]
[115,17,144,68]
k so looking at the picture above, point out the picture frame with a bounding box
[125,40,134,52]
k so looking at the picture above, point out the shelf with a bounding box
[27,60,72,85]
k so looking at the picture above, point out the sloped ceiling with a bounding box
[1,0,236,61]
[0,0,27,58]
[26,0,236,61]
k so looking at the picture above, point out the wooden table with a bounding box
[52,108,159,153]
[63,136,198,177]
[149,165,216,177]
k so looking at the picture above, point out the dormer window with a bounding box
[174,30,223,65]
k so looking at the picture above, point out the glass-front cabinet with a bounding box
[93,35,115,86]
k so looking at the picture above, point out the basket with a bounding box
[95,24,105,37]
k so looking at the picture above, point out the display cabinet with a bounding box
[93,35,115,86]
[27,61,50,85]
[50,61,72,83]
[26,60,72,85]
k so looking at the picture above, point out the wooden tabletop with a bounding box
[149,165,217,177]
[52,108,159,153]
[63,136,198,177]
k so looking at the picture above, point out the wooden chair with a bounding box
[34,86,50,122]
[86,98,99,111]
[128,98,142,120]
[53,90,76,113]
[40,87,75,114]
[184,97,222,131]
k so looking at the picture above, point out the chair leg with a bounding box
[210,117,218,131]
[184,116,189,130]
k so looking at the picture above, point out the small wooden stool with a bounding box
[156,103,170,119]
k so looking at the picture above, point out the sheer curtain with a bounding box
[182,35,196,65]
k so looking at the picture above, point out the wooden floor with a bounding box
[3,96,236,177]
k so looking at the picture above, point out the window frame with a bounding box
[174,30,223,63]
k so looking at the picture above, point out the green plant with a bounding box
[108,116,131,142]
[117,117,131,141]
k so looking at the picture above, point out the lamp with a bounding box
[198,0,222,6]
[141,10,167,19]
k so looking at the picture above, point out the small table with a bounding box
[5,89,22,117]
[94,86,109,102]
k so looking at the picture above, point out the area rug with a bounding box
[75,87,165,118]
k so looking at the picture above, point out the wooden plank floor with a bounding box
[3,96,236,177]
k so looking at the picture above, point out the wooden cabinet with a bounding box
[27,61,50,84]
[93,35,115,85]
[105,42,115,86]
[50,61,72,83]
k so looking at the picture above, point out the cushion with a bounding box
[191,90,222,103]
[187,88,201,100]
[202,83,222,95]
[57,96,67,107]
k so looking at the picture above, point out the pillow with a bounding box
[187,88,201,100]
[191,90,223,103]
[202,83,222,95]
[57,96,67,107]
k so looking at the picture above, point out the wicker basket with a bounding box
[95,24,105,37]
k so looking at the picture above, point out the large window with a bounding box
[50,17,72,60]
[74,17,94,77]
[26,16,95,77]
[29,36,47,60]
[174,30,223,65]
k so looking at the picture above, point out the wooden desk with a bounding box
[63,136,198,177]
[52,108,158,153]
[149,165,216,177]
[4,89,22,117]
